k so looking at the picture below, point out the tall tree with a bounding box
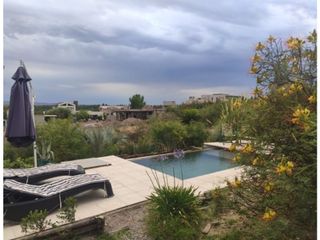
[129,94,146,109]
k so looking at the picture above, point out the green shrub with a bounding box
[146,172,201,240]
[4,141,33,162]
[21,210,51,233]
[85,127,117,157]
[4,157,34,168]
[75,110,89,121]
[208,123,225,142]
[150,120,187,152]
[185,122,208,147]
[46,107,72,119]
[37,119,90,162]
[181,109,201,124]
[57,197,77,223]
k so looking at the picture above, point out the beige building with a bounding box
[185,94,229,104]
[57,102,77,113]
[163,101,176,106]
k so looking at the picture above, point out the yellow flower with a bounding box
[232,154,241,162]
[264,182,274,192]
[251,54,261,63]
[268,35,275,42]
[252,157,260,166]
[287,37,303,50]
[250,65,259,74]
[287,161,294,169]
[227,177,241,188]
[262,209,277,222]
[232,99,242,108]
[277,86,286,94]
[291,107,310,125]
[276,164,287,174]
[307,30,317,43]
[256,42,265,51]
[308,95,316,104]
[253,87,263,97]
[229,144,236,152]
[242,144,254,154]
[276,161,294,175]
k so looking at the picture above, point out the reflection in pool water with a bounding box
[132,149,236,180]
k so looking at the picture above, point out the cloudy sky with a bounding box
[4,0,316,104]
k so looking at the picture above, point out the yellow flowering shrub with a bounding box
[224,31,316,239]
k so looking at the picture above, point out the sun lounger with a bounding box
[4,174,114,222]
[4,163,85,184]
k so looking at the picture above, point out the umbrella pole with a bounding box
[33,96,37,167]
[30,81,37,167]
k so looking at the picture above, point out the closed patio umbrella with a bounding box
[6,62,37,165]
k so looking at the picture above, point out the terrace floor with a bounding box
[4,154,243,240]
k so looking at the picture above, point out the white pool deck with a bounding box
[4,153,243,240]
[204,141,251,151]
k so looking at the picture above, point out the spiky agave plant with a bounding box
[36,140,54,162]
[85,127,120,157]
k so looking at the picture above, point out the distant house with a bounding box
[185,94,229,104]
[99,105,129,120]
[57,102,76,113]
[87,111,104,120]
[163,101,176,106]
[201,94,228,103]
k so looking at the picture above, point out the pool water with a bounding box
[132,149,236,180]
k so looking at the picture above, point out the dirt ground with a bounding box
[82,202,151,240]
[103,203,151,240]
[82,200,241,240]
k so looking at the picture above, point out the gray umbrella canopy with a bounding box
[5,65,36,147]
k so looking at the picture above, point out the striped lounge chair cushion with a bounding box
[4,174,107,197]
[4,163,82,178]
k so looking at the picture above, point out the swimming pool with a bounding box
[132,149,236,180]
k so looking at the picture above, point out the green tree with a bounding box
[46,108,72,119]
[37,119,89,162]
[150,120,186,152]
[226,32,316,239]
[129,94,146,109]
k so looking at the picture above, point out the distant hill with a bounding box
[4,101,57,106]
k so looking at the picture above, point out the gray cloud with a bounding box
[4,0,316,104]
